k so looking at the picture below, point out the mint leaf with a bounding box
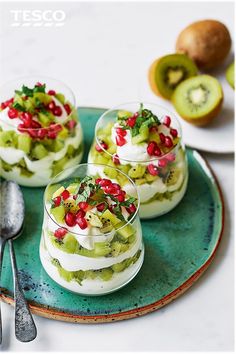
[12,102,26,112]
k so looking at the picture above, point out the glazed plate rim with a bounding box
[0,107,224,323]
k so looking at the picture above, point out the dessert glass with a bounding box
[88,102,188,219]
[0,76,83,187]
[40,163,144,296]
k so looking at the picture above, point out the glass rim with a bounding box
[44,162,140,237]
[95,101,182,163]
[0,75,76,131]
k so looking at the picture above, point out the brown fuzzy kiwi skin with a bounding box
[172,92,224,126]
[176,20,231,70]
[148,58,164,98]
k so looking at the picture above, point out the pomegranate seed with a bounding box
[8,108,18,119]
[147,164,158,176]
[127,116,136,127]
[112,154,120,165]
[104,185,118,195]
[126,203,136,214]
[164,136,173,148]
[28,129,38,138]
[78,201,88,210]
[163,115,171,127]
[149,125,158,133]
[158,159,168,168]
[53,106,63,116]
[116,191,125,202]
[47,130,57,139]
[116,127,127,137]
[116,135,126,146]
[147,141,157,156]
[64,104,71,115]
[95,178,102,184]
[36,82,43,86]
[96,203,106,212]
[48,100,56,110]
[31,120,41,128]
[76,209,86,218]
[153,146,161,156]
[20,112,32,127]
[37,128,48,139]
[5,98,14,107]
[50,123,62,133]
[159,133,165,143]
[17,123,26,133]
[48,90,56,95]
[95,141,108,152]
[53,196,61,207]
[1,102,6,109]
[170,128,178,138]
[133,112,139,118]
[166,153,176,162]
[65,212,76,227]
[77,217,88,230]
[61,190,70,200]
[67,120,76,130]
[98,178,112,187]
[54,228,67,239]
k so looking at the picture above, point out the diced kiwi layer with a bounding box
[51,249,142,284]
[49,229,136,257]
[1,142,83,179]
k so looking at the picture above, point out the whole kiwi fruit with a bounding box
[176,20,231,70]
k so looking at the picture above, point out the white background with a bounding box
[0,1,234,352]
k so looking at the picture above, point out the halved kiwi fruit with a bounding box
[172,75,223,126]
[226,62,234,89]
[148,54,198,99]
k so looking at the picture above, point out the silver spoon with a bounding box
[0,180,37,343]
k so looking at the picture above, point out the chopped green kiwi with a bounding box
[117,110,133,119]
[172,75,223,126]
[102,209,120,226]
[38,112,51,126]
[17,134,31,154]
[131,125,149,144]
[94,242,111,257]
[128,164,146,179]
[52,140,64,152]
[100,219,113,233]
[116,222,135,239]
[118,165,130,175]
[58,126,69,139]
[33,92,52,105]
[112,261,127,273]
[104,161,118,179]
[85,211,103,228]
[63,234,78,253]
[64,198,78,213]
[55,93,65,104]
[226,62,234,89]
[166,168,183,191]
[52,156,69,176]
[107,144,117,154]
[51,205,65,224]
[99,269,113,281]
[149,54,198,99]
[32,144,48,159]
[135,178,146,186]
[1,159,13,172]
[66,145,75,157]
[0,131,16,147]
[45,183,61,201]
[94,154,109,165]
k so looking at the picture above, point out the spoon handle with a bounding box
[8,239,37,342]
[0,238,6,344]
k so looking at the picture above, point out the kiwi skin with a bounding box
[226,62,235,89]
[148,58,161,97]
[172,75,223,126]
[176,20,231,70]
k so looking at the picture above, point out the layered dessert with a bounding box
[40,168,144,295]
[0,80,83,186]
[88,103,188,218]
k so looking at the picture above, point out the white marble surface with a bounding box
[0,1,234,352]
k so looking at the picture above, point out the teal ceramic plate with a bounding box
[0,107,224,323]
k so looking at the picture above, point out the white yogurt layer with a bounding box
[42,219,142,271]
[40,240,144,295]
[139,173,188,219]
[0,122,83,186]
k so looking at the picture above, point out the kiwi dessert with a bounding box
[41,173,144,295]
[148,54,198,99]
[226,62,235,89]
[88,102,188,219]
[172,75,223,126]
[0,80,83,187]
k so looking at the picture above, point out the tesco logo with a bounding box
[10,10,66,27]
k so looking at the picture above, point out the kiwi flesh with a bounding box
[148,54,198,99]
[172,75,223,126]
[226,62,234,89]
